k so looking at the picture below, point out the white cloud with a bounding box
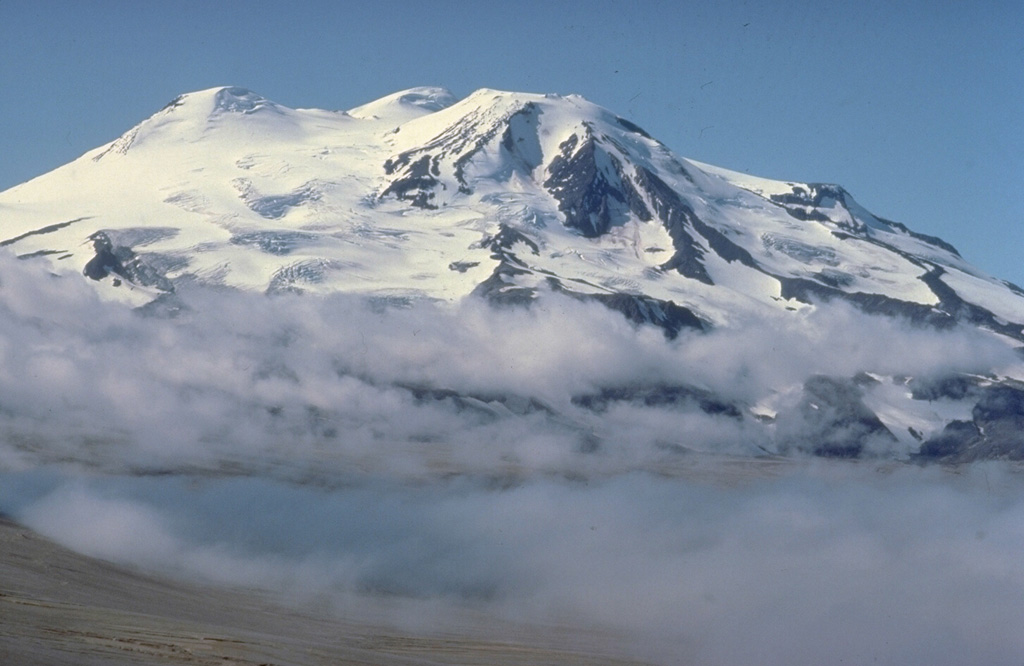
[3,464,1023,665]
[2,254,1024,664]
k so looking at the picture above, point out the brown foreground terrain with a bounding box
[0,515,650,666]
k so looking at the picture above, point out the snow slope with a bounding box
[3,85,1024,461]
[4,85,1020,329]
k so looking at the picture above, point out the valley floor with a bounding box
[0,515,650,666]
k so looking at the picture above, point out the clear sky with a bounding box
[2,0,1021,283]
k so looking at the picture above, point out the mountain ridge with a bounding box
[2,85,1023,462]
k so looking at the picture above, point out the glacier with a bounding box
[2,85,1023,462]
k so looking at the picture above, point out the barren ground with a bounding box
[0,515,651,666]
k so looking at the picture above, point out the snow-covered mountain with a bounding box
[3,85,1024,462]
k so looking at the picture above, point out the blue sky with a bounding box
[2,0,1021,283]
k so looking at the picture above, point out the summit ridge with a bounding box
[2,85,1023,462]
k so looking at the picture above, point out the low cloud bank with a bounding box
[2,256,1024,663]
[0,256,1017,476]
[2,464,1022,665]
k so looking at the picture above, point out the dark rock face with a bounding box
[813,269,855,289]
[448,261,479,273]
[759,186,1020,346]
[777,375,896,458]
[543,129,639,238]
[83,232,174,292]
[572,384,740,418]
[690,215,758,268]
[964,384,1024,459]
[917,421,981,459]
[876,216,961,257]
[471,224,541,306]
[0,218,87,248]
[382,155,441,209]
[484,224,540,255]
[916,383,1024,462]
[472,263,536,306]
[472,223,705,337]
[769,184,855,229]
[630,166,713,285]
[401,384,553,419]
[583,292,705,339]
[781,207,831,223]
[776,275,958,330]
[381,101,543,208]
[469,217,703,336]
[974,384,1024,422]
[767,185,963,262]
[769,183,848,208]
[919,266,1024,342]
[908,374,979,402]
[456,117,757,315]
[613,116,653,139]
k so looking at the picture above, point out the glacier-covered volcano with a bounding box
[2,85,1024,462]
